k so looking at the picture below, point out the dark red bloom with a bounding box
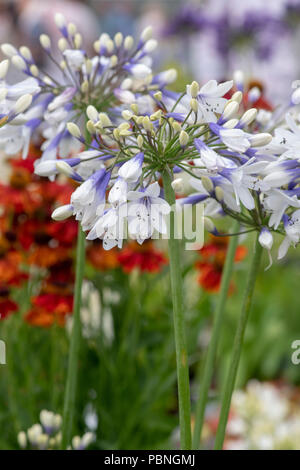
[118,240,168,273]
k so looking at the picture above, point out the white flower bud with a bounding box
[86,105,98,121]
[137,135,143,148]
[258,228,273,250]
[93,39,100,53]
[222,101,239,121]
[215,186,224,202]
[223,118,239,129]
[249,133,272,147]
[52,204,73,221]
[54,12,66,29]
[239,108,257,126]
[72,436,81,450]
[172,121,181,133]
[106,39,114,54]
[67,23,77,36]
[150,110,162,121]
[17,431,27,449]
[0,59,9,79]
[179,130,189,147]
[190,98,198,113]
[141,26,152,42]
[114,32,123,47]
[153,91,162,101]
[142,116,152,131]
[162,68,177,84]
[0,88,8,101]
[122,110,133,120]
[14,94,32,113]
[81,80,89,93]
[19,46,32,61]
[1,43,17,57]
[121,78,132,90]
[58,38,68,52]
[85,59,93,75]
[190,81,199,98]
[99,113,112,127]
[86,120,96,134]
[12,55,26,71]
[130,103,139,114]
[124,35,134,50]
[74,33,82,49]
[233,69,244,88]
[201,176,213,193]
[67,122,82,138]
[231,91,243,104]
[110,55,118,67]
[56,160,74,178]
[81,432,94,449]
[30,64,39,77]
[248,86,261,103]
[144,39,157,53]
[40,34,51,49]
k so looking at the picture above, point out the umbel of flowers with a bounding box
[3,10,300,451]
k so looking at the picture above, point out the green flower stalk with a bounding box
[61,226,85,449]
[192,219,240,449]
[214,234,262,449]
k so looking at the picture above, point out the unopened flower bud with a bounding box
[215,186,224,202]
[144,39,157,53]
[231,91,243,104]
[67,122,82,139]
[1,43,17,57]
[17,432,27,449]
[190,98,198,113]
[15,94,32,113]
[52,204,73,221]
[30,64,39,77]
[58,38,68,52]
[40,34,51,49]
[99,113,112,127]
[55,12,66,29]
[86,105,98,121]
[201,176,214,193]
[141,26,152,42]
[124,35,134,50]
[239,108,257,127]
[130,103,138,114]
[190,81,199,98]
[113,128,120,140]
[19,46,32,61]
[81,80,89,93]
[172,121,181,133]
[179,130,189,147]
[12,55,26,71]
[122,110,133,120]
[222,101,239,121]
[67,23,77,36]
[249,133,272,147]
[153,91,162,101]
[114,32,123,47]
[74,33,82,49]
[86,120,96,134]
[223,118,239,129]
[0,59,9,79]
[137,135,143,148]
[258,227,273,250]
[248,86,261,103]
[142,116,152,131]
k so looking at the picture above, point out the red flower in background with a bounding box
[118,240,168,273]
[196,235,247,293]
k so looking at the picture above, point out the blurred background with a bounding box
[1,0,300,451]
[1,0,300,103]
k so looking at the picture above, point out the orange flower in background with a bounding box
[118,240,168,273]
[196,235,247,293]
[28,245,71,268]
[87,242,120,271]
[25,293,74,327]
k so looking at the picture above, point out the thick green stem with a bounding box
[61,225,85,449]
[162,170,192,450]
[214,233,262,450]
[192,219,240,449]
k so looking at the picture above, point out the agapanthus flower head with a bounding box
[0,13,176,167]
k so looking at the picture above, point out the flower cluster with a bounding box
[17,410,94,450]
[0,12,175,166]
[225,381,300,450]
